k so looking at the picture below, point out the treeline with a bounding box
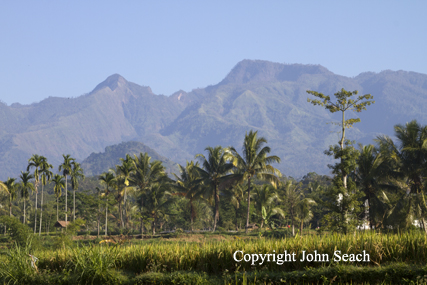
[2,87,427,236]
[2,120,427,236]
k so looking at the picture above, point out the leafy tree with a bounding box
[307,88,374,189]
[19,171,34,225]
[227,130,281,233]
[58,154,75,225]
[0,216,31,247]
[195,146,235,232]
[52,174,65,221]
[99,172,116,236]
[70,162,85,221]
[27,154,44,233]
[39,160,53,235]
[322,141,364,234]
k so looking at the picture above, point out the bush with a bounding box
[0,216,31,247]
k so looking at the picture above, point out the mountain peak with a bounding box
[220,59,332,85]
[92,74,128,93]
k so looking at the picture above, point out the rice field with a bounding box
[1,231,427,284]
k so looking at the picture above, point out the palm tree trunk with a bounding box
[65,175,68,226]
[97,216,100,238]
[190,200,194,232]
[9,194,12,217]
[23,198,26,224]
[300,220,303,235]
[105,205,108,236]
[73,188,76,221]
[56,197,59,221]
[245,178,252,234]
[34,186,38,234]
[213,184,219,232]
[124,189,128,228]
[119,197,123,229]
[39,184,44,236]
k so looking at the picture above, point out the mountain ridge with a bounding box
[1,59,427,179]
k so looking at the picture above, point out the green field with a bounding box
[1,231,427,284]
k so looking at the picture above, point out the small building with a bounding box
[54,221,70,228]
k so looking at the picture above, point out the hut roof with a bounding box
[54,221,70,228]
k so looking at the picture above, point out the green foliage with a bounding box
[0,238,38,285]
[0,216,31,247]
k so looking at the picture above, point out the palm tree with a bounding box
[195,146,235,232]
[172,161,202,231]
[115,157,134,228]
[27,154,44,233]
[377,120,427,231]
[281,180,301,236]
[39,161,53,235]
[253,184,284,228]
[295,198,317,235]
[227,130,281,233]
[19,171,34,225]
[99,172,116,236]
[58,154,75,225]
[70,162,85,221]
[2,178,17,217]
[138,182,174,235]
[224,183,245,230]
[130,153,169,234]
[52,174,65,221]
[354,144,395,229]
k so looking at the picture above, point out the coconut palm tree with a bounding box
[281,180,301,236]
[39,161,53,235]
[253,184,284,228]
[19,171,34,225]
[58,154,75,225]
[138,182,174,235]
[195,146,235,232]
[295,198,317,234]
[130,153,169,234]
[2,178,17,217]
[99,172,116,236]
[354,144,395,229]
[27,154,44,233]
[52,174,65,221]
[224,183,245,230]
[227,130,281,233]
[172,161,202,231]
[70,162,85,221]
[377,120,427,231]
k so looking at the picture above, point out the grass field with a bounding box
[1,230,427,284]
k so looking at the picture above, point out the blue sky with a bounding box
[1,1,426,105]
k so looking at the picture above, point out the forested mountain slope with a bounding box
[1,60,427,179]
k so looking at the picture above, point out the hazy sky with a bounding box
[1,1,426,105]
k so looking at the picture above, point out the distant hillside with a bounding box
[2,60,427,179]
[81,141,179,177]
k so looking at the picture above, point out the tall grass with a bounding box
[30,231,427,275]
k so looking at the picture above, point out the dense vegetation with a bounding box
[2,87,427,283]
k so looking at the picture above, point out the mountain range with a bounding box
[1,59,427,180]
